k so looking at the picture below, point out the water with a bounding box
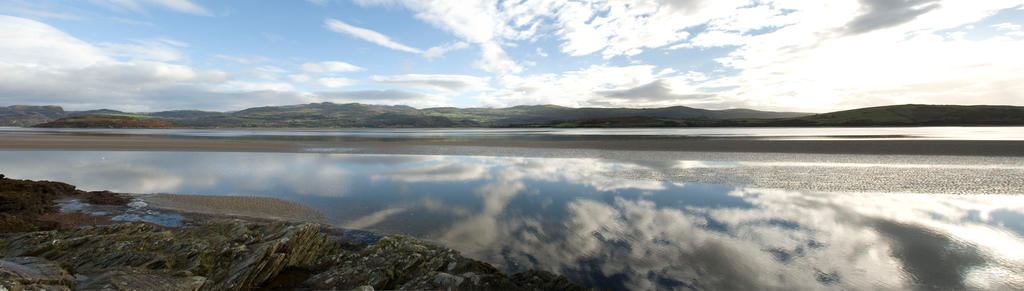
[1,150,1022,290]
[4,126,1024,140]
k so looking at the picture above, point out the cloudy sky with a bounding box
[1,0,1022,112]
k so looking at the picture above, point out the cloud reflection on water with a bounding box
[1,151,1022,290]
[447,184,1024,290]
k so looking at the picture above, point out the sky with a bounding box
[0,0,1022,113]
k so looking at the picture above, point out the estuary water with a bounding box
[1,127,1023,290]
[3,126,1024,140]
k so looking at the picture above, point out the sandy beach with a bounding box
[2,133,1024,156]
[139,193,328,223]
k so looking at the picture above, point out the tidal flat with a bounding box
[2,127,1024,290]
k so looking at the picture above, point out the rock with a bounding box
[2,219,335,291]
[2,215,586,291]
[0,256,75,290]
[0,215,35,233]
[126,200,148,209]
[80,191,132,206]
[0,176,80,228]
[0,176,587,290]
[77,269,207,291]
[511,270,587,291]
[432,272,464,289]
[303,235,587,290]
[0,175,107,233]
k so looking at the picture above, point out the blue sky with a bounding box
[0,0,1022,112]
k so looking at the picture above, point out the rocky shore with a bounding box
[0,175,586,290]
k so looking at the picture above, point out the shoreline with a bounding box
[0,176,586,290]
[137,194,330,224]
[2,133,1024,156]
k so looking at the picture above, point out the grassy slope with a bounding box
[7,103,1022,128]
[0,105,66,127]
[781,104,1024,126]
[529,105,1024,127]
[142,103,806,128]
[33,115,183,128]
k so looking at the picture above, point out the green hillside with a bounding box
[33,115,183,128]
[778,104,1024,126]
[140,102,808,128]
[527,104,1024,127]
[4,103,1021,128]
[0,105,66,127]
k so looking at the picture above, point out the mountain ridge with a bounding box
[528,104,1024,127]
[4,103,1022,128]
[0,102,809,128]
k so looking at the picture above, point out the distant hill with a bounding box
[68,102,807,128]
[67,109,130,117]
[528,105,1024,127]
[774,104,1024,126]
[4,103,1022,128]
[0,105,66,126]
[33,116,182,129]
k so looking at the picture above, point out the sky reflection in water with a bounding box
[1,151,1022,290]
[5,126,1024,140]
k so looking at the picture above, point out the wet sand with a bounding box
[1,133,1024,156]
[139,194,328,223]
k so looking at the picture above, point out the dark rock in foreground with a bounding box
[2,220,585,290]
[0,256,75,290]
[4,220,331,290]
[0,175,586,290]
[0,175,131,233]
[304,235,583,290]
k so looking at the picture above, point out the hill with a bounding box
[0,105,66,126]
[56,102,805,128]
[33,115,183,129]
[526,104,1024,127]
[4,103,1022,128]
[774,104,1024,126]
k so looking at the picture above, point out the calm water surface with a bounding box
[1,150,1023,290]
[4,126,1024,140]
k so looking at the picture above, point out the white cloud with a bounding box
[324,18,423,54]
[0,1,86,20]
[95,0,211,16]
[214,54,272,64]
[423,41,470,58]
[480,64,713,108]
[993,22,1022,30]
[354,0,528,74]
[219,80,295,92]
[5,1,1024,112]
[324,18,469,59]
[244,66,287,80]
[0,15,110,67]
[354,0,1024,111]
[286,74,312,83]
[99,39,188,62]
[371,74,490,92]
[673,30,751,49]
[299,61,364,73]
[0,15,316,111]
[476,42,522,74]
[992,22,1024,36]
[315,89,448,107]
[696,0,1024,111]
[312,77,355,88]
